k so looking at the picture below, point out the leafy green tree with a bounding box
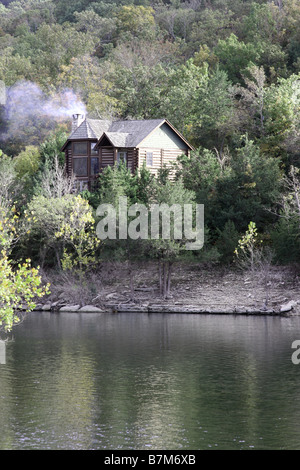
[58,55,120,119]
[39,127,68,169]
[13,22,95,83]
[271,166,300,263]
[53,0,94,24]
[111,63,170,119]
[14,145,40,181]
[214,33,262,83]
[0,253,49,332]
[242,2,284,45]
[212,136,281,232]
[264,73,300,159]
[0,150,24,208]
[161,59,206,139]
[216,220,240,264]
[189,5,235,49]
[115,5,156,40]
[25,194,97,268]
[234,65,268,139]
[0,48,34,85]
[192,67,238,154]
[0,203,50,332]
[55,195,101,273]
[144,175,198,298]
[176,147,228,202]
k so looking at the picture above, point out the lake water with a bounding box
[1,311,300,450]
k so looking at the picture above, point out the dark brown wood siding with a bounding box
[65,148,72,177]
[101,147,114,167]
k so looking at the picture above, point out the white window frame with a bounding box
[146,151,153,167]
[117,150,127,166]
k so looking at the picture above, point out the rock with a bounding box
[78,305,103,313]
[280,300,297,313]
[106,293,118,299]
[33,304,43,311]
[116,304,148,313]
[42,304,51,311]
[59,305,80,312]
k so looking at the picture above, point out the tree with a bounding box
[0,202,50,332]
[234,65,267,139]
[214,33,262,83]
[39,127,68,169]
[54,195,101,273]
[144,173,199,298]
[115,5,156,40]
[155,3,196,42]
[0,253,49,332]
[161,59,206,139]
[189,5,235,49]
[57,55,120,119]
[192,67,238,155]
[14,145,40,180]
[12,22,95,84]
[208,136,281,233]
[271,166,300,263]
[94,163,151,299]
[264,73,300,159]
[26,194,96,268]
[0,150,24,208]
[0,48,34,85]
[234,220,274,308]
[111,63,170,119]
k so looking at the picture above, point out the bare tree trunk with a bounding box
[40,246,47,270]
[128,261,135,301]
[163,262,167,299]
[167,262,173,297]
[55,249,61,270]
[159,261,163,295]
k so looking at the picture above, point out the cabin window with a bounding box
[91,142,99,155]
[73,157,88,176]
[91,157,99,175]
[117,151,127,166]
[73,142,88,155]
[146,152,153,167]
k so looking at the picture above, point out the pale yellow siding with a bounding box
[138,147,187,176]
[139,123,189,150]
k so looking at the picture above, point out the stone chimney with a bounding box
[72,113,85,133]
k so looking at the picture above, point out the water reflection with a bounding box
[0,312,300,450]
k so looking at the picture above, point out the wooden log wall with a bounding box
[138,148,188,176]
[65,149,72,177]
[100,147,114,168]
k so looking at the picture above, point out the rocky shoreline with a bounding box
[31,300,299,316]
[25,262,300,317]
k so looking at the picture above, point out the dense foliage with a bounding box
[0,0,299,312]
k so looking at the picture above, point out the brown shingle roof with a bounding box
[69,118,165,147]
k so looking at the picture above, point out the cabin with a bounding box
[61,114,194,191]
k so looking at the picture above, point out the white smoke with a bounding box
[5,81,86,119]
[0,81,6,106]
[0,80,86,144]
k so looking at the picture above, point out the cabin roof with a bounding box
[62,118,193,150]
